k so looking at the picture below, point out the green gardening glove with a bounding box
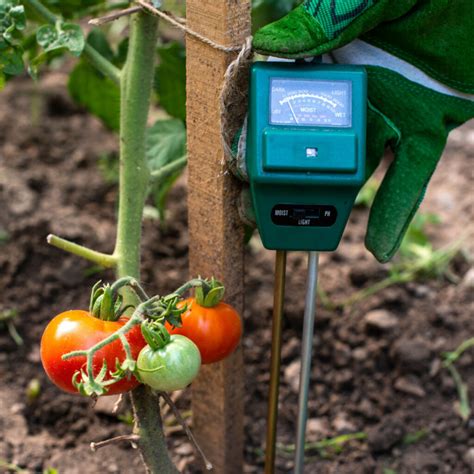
[249,0,474,262]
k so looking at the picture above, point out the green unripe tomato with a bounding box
[137,335,201,392]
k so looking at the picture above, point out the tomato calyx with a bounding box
[72,359,123,397]
[175,277,225,308]
[141,322,171,350]
[89,278,136,321]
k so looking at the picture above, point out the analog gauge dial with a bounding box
[270,78,352,127]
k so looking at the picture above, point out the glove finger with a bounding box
[253,1,416,59]
[366,100,400,178]
[365,66,474,262]
[365,135,446,263]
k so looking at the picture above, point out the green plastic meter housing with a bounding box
[246,62,367,251]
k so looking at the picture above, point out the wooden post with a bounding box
[186,1,250,472]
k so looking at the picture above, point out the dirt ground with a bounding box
[0,74,473,474]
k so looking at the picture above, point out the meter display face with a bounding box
[270,78,352,127]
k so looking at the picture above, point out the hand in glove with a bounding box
[239,0,474,262]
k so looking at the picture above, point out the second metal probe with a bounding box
[295,251,320,473]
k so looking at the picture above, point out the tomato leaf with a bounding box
[154,41,186,121]
[146,118,186,171]
[0,0,26,78]
[0,1,26,41]
[0,45,24,75]
[43,0,105,19]
[146,118,187,220]
[68,60,120,130]
[36,22,85,57]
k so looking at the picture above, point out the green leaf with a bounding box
[44,0,105,19]
[399,212,441,257]
[0,1,26,41]
[36,22,85,57]
[0,0,26,79]
[146,119,187,220]
[0,46,23,74]
[146,118,186,171]
[155,42,186,121]
[68,60,120,130]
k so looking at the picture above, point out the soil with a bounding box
[0,73,473,474]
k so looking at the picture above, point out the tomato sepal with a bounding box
[72,360,121,397]
[194,277,225,308]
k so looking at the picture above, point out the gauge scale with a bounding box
[246,61,367,474]
[270,78,352,127]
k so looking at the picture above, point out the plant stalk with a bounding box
[47,234,117,268]
[150,155,187,183]
[114,11,176,473]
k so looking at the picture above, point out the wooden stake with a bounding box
[186,1,250,472]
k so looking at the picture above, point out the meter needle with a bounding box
[288,101,299,125]
[265,250,287,474]
[295,251,319,474]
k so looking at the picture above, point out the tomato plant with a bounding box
[166,298,241,364]
[137,323,201,392]
[0,0,265,469]
[40,309,146,395]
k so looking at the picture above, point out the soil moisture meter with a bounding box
[246,61,367,251]
[246,61,367,474]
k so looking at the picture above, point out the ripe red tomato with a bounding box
[165,298,242,364]
[40,310,146,395]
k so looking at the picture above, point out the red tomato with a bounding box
[40,310,146,395]
[166,298,242,364]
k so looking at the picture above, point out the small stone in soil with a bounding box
[332,412,356,433]
[394,376,426,398]
[464,447,474,469]
[306,418,329,440]
[391,337,432,373]
[174,443,193,456]
[281,337,300,361]
[462,267,474,287]
[401,449,442,472]
[283,359,301,394]
[352,347,368,361]
[368,418,406,453]
[364,309,398,332]
[93,395,121,416]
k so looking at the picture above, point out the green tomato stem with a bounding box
[120,334,133,362]
[47,234,117,268]
[150,155,187,184]
[113,11,155,279]
[23,0,121,86]
[174,277,208,297]
[112,10,177,473]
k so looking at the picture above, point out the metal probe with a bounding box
[264,250,287,474]
[295,251,320,473]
